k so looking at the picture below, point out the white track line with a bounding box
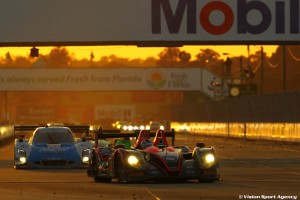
[145,189,161,200]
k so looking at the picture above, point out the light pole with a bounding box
[4,91,8,123]
[260,47,264,94]
[283,45,287,92]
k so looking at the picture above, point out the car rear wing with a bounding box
[14,125,41,139]
[94,127,175,147]
[14,124,90,139]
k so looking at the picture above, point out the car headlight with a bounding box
[127,155,145,170]
[82,156,89,163]
[17,149,27,164]
[82,149,91,163]
[19,156,27,164]
[139,125,145,130]
[205,153,215,163]
[128,155,138,165]
[128,125,133,131]
[128,155,139,166]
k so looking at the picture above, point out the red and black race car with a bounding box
[87,127,220,183]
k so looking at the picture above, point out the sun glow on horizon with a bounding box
[0,45,278,61]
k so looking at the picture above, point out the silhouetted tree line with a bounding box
[1,46,300,94]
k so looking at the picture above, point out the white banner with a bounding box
[0,68,204,91]
[0,0,299,45]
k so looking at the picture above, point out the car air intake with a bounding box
[34,160,75,166]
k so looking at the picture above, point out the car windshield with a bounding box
[32,128,75,144]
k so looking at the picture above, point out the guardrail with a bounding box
[2,123,300,143]
[171,122,300,143]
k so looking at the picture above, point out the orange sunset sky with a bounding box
[0,45,278,60]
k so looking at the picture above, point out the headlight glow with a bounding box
[17,149,27,164]
[128,155,139,166]
[128,125,133,131]
[205,154,215,163]
[19,157,27,164]
[82,156,89,163]
[139,125,145,130]
[82,149,91,163]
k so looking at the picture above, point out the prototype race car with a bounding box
[87,127,220,183]
[14,123,93,169]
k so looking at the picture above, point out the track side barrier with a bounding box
[171,122,300,143]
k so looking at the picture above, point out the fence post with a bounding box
[244,122,247,141]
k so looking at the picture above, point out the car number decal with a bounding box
[47,144,61,148]
[38,147,70,152]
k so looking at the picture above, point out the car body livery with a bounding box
[14,124,93,169]
[87,128,220,183]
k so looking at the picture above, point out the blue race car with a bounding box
[14,124,93,169]
[87,128,220,183]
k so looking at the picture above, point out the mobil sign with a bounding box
[0,0,299,45]
[151,0,300,43]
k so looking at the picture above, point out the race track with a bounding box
[0,133,299,200]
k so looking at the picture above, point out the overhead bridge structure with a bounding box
[0,0,299,125]
[0,0,299,46]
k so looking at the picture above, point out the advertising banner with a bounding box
[0,0,299,45]
[0,68,204,91]
[94,105,136,121]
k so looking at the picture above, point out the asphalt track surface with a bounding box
[0,133,299,200]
